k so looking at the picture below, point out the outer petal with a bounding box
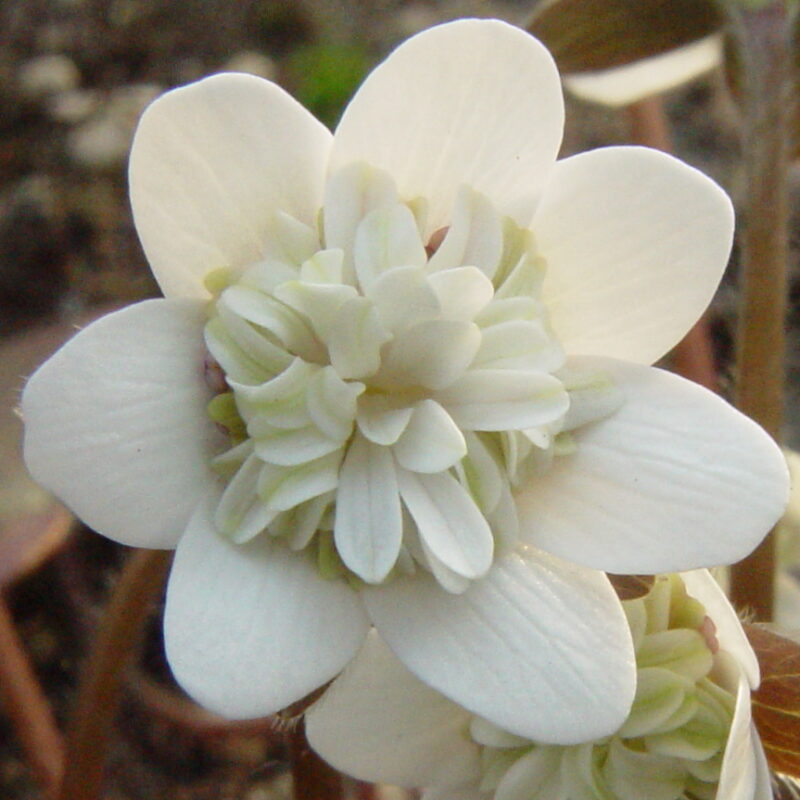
[364,545,636,744]
[534,146,734,364]
[330,19,564,231]
[130,73,332,298]
[22,299,221,549]
[164,497,370,718]
[681,569,760,688]
[564,35,722,109]
[715,669,759,800]
[516,357,789,573]
[306,631,481,788]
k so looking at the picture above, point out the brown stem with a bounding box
[725,2,792,621]
[289,717,344,800]
[625,97,718,391]
[0,595,64,797]
[57,548,171,800]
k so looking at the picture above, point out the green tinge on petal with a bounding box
[317,531,347,580]
[257,450,342,512]
[643,576,676,635]
[203,266,235,295]
[470,716,531,749]
[644,698,728,762]
[207,392,247,440]
[617,666,692,739]
[479,747,527,793]
[299,248,345,284]
[328,296,392,380]
[637,629,714,683]
[491,216,529,290]
[622,598,648,652]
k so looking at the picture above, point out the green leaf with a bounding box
[527,0,722,73]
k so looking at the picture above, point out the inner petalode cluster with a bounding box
[203,163,621,592]
[472,575,737,800]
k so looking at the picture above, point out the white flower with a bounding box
[307,571,773,800]
[564,34,723,108]
[21,19,788,740]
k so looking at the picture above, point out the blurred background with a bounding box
[0,1,799,798]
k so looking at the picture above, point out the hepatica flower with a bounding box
[307,572,772,800]
[22,19,788,740]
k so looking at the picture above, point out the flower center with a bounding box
[202,163,622,591]
[472,575,737,800]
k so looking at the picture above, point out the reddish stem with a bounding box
[289,718,344,800]
[57,549,170,800]
[0,595,64,797]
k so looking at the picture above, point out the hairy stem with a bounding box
[626,97,718,391]
[724,1,792,620]
[0,595,64,796]
[289,718,344,800]
[57,549,171,800]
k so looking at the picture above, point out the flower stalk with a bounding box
[57,548,171,800]
[289,718,345,800]
[724,0,793,620]
[0,595,64,797]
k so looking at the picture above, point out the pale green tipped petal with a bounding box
[356,394,414,445]
[398,468,493,580]
[494,747,565,800]
[219,285,324,364]
[428,186,503,279]
[603,738,688,800]
[323,162,399,284]
[252,424,343,467]
[366,266,440,333]
[215,452,278,543]
[474,320,564,372]
[381,319,481,391]
[272,281,358,343]
[437,370,569,431]
[258,450,342,512]
[427,266,495,321]
[618,666,692,739]
[305,366,363,441]
[334,433,402,584]
[328,296,392,379]
[354,204,428,292]
[393,400,467,474]
[299,248,344,284]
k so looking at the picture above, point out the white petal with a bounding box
[366,266,440,333]
[356,394,414,445]
[305,366,363,441]
[328,296,392,380]
[215,452,277,543]
[129,73,331,298]
[323,162,399,284]
[273,281,358,344]
[603,738,688,800]
[473,320,564,372]
[354,204,427,291]
[330,19,564,230]
[398,468,493,580]
[494,748,565,800]
[534,146,734,364]
[365,545,637,743]
[334,433,402,583]
[427,266,495,321]
[22,299,222,548]
[437,369,569,430]
[381,319,481,391]
[564,35,723,109]
[427,186,503,278]
[164,498,369,718]
[715,669,758,800]
[258,450,342,512]
[393,400,467,473]
[306,631,481,787]
[515,357,790,573]
[680,570,760,688]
